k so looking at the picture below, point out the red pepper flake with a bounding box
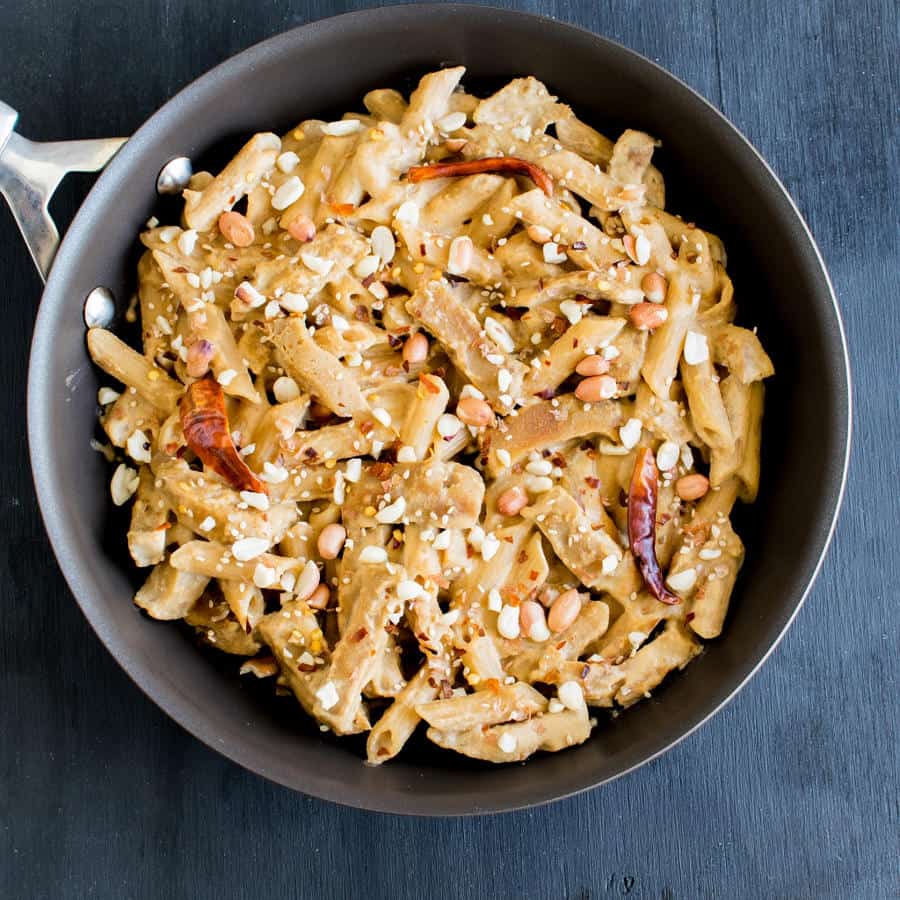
[180,377,265,493]
[528,570,539,581]
[408,157,553,197]
[627,448,679,605]
[359,421,374,436]
[420,373,442,394]
[535,388,556,400]
[550,316,568,336]
[387,334,403,348]
[419,242,427,257]
[328,201,356,216]
[686,612,696,622]
[351,627,368,642]
[370,462,394,480]
[584,476,600,489]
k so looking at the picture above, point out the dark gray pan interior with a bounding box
[27,5,850,814]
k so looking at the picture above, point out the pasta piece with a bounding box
[482,393,623,475]
[244,396,310,470]
[187,303,260,403]
[529,599,611,680]
[271,318,368,418]
[612,621,701,706]
[407,281,528,409]
[363,88,407,123]
[735,381,764,501]
[335,525,391,632]
[134,560,209,621]
[463,179,518,247]
[170,540,303,589]
[427,707,591,762]
[473,77,563,131]
[101,390,162,449]
[127,468,169,568]
[640,271,697,399]
[417,682,548,731]
[508,189,626,271]
[366,665,439,764]
[342,460,485,532]
[680,349,734,451]
[136,251,176,363]
[352,68,465,201]
[399,373,450,460]
[281,419,390,467]
[711,324,775,384]
[184,132,281,232]
[686,516,744,639]
[87,328,182,414]
[313,572,402,734]
[607,129,659,187]
[153,458,285,545]
[419,173,505,234]
[710,375,752,487]
[185,592,261,655]
[522,486,642,600]
[220,580,264,633]
[592,600,665,662]
[523,315,626,397]
[257,599,332,717]
[514,270,643,309]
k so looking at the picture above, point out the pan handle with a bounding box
[0,101,126,283]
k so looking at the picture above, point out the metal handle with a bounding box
[0,101,126,282]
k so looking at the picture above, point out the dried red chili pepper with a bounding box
[408,157,553,196]
[627,447,679,605]
[180,376,266,494]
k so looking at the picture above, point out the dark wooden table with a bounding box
[1,1,896,897]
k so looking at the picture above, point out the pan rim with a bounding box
[25,3,852,816]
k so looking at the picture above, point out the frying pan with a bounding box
[8,5,850,815]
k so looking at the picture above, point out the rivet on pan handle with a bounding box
[0,100,126,283]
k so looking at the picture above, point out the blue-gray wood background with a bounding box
[1,1,897,897]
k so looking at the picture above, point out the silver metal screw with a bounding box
[156,156,193,195]
[83,286,116,328]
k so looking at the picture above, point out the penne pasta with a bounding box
[89,68,773,765]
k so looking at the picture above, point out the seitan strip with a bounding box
[406,280,528,410]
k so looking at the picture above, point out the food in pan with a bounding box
[86,68,774,763]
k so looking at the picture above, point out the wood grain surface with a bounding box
[0,1,896,897]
